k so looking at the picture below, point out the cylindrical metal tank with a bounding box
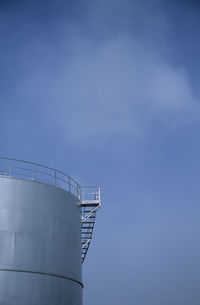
[0,175,82,304]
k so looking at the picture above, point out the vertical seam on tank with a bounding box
[13,231,16,265]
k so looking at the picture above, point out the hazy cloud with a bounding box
[13,0,200,145]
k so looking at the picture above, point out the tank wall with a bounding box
[0,176,82,305]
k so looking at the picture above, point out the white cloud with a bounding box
[50,37,199,142]
[15,1,200,144]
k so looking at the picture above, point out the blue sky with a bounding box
[1,0,200,304]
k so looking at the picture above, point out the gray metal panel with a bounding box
[0,176,82,305]
[0,231,14,265]
[0,271,82,305]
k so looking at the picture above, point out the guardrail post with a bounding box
[98,187,100,202]
[34,165,37,180]
[77,185,81,200]
[54,171,57,185]
[8,160,12,176]
[68,177,71,193]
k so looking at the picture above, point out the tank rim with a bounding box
[0,156,80,198]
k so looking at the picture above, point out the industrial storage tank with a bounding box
[0,157,101,305]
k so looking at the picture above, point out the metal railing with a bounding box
[0,157,101,263]
[80,186,101,203]
[0,157,81,198]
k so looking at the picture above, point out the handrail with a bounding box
[80,186,100,202]
[0,157,101,264]
[0,157,78,185]
[0,157,81,198]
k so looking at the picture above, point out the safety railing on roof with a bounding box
[0,157,101,263]
[0,157,81,198]
[80,186,101,203]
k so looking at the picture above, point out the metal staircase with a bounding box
[80,186,101,263]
